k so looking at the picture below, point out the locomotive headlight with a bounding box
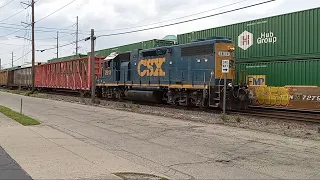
[228,83,233,87]
[229,46,235,52]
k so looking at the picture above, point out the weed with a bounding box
[95,99,101,105]
[221,114,228,122]
[236,116,241,123]
[24,91,33,96]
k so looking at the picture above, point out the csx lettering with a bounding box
[138,58,166,77]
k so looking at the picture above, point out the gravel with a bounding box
[12,91,320,141]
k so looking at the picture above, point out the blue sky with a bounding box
[0,0,319,68]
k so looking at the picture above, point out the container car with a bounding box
[236,59,320,112]
[89,39,175,57]
[96,37,250,110]
[177,7,320,62]
[35,56,105,92]
[48,54,87,63]
[236,59,320,87]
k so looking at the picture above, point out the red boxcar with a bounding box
[35,56,105,91]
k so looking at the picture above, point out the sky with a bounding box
[0,0,319,68]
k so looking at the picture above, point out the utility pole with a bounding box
[76,16,79,55]
[90,29,95,104]
[11,52,13,68]
[31,0,35,92]
[56,31,59,59]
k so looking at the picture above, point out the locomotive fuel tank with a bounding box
[125,90,163,103]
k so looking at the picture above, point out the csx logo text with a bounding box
[138,58,166,77]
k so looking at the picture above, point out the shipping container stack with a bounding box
[177,7,320,111]
[88,39,174,57]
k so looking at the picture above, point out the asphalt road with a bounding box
[0,92,320,179]
[0,145,32,180]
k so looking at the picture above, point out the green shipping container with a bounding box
[89,39,174,56]
[48,54,87,63]
[178,7,320,62]
[236,59,320,86]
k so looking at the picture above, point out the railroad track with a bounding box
[232,108,320,123]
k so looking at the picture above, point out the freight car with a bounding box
[0,67,31,89]
[35,56,105,92]
[96,37,250,110]
[0,70,9,87]
[12,67,32,88]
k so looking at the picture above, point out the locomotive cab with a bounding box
[208,41,250,110]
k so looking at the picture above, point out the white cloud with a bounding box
[0,0,319,68]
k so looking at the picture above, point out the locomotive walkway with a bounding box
[0,92,320,179]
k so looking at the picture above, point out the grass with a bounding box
[0,105,40,126]
[0,89,45,98]
[0,89,31,95]
[221,113,228,122]
[236,115,242,123]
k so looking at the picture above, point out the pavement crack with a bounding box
[47,124,197,180]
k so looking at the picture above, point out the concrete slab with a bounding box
[0,124,122,179]
[0,113,19,127]
[0,92,320,179]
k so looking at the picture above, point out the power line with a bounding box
[35,0,77,23]
[22,5,32,65]
[0,29,21,39]
[0,42,25,46]
[96,0,249,33]
[0,0,14,10]
[37,37,86,51]
[0,47,24,57]
[36,0,275,52]
[0,0,247,34]
[36,0,274,52]
[35,33,70,40]
[98,0,275,38]
[0,5,30,23]
[0,22,81,32]
[0,25,90,35]
[0,0,40,24]
[1,50,31,67]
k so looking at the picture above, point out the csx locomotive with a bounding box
[96,37,250,110]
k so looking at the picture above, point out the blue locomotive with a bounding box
[96,37,250,110]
